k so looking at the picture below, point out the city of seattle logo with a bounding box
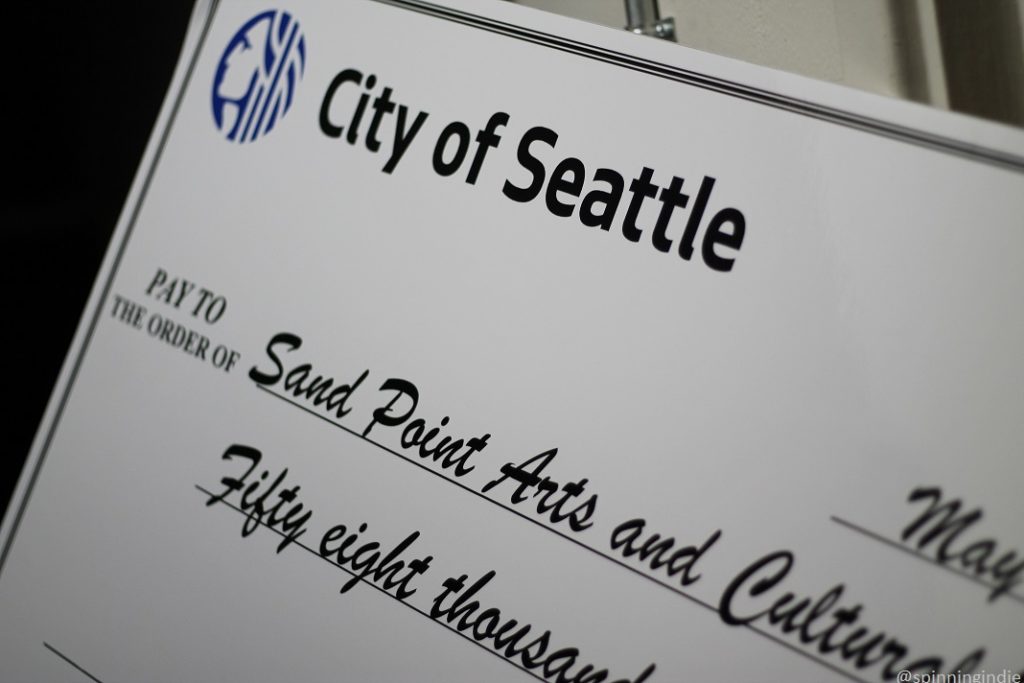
[212,10,306,142]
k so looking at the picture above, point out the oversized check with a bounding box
[2,1,1023,681]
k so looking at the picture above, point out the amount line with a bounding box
[198,484,552,683]
[44,642,104,683]
[830,516,1024,606]
[255,383,870,683]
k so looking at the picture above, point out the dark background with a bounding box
[3,4,195,518]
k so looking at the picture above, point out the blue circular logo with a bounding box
[212,10,306,142]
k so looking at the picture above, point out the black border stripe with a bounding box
[370,0,1024,174]
[0,0,222,575]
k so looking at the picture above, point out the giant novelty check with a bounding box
[2,1,1023,681]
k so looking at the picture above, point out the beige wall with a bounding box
[512,0,1024,127]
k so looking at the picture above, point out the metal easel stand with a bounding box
[624,0,675,41]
